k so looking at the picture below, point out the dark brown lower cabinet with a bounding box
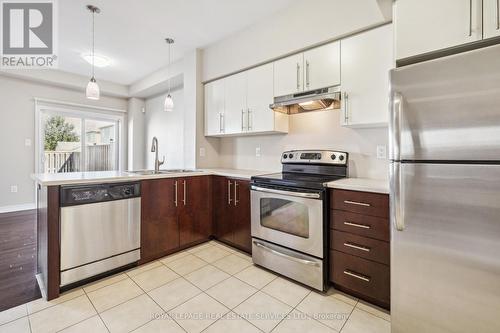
[213,176,252,253]
[141,178,179,262]
[141,176,212,262]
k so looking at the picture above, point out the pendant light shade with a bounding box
[86,5,100,100]
[164,38,175,112]
[164,94,174,112]
[86,77,100,100]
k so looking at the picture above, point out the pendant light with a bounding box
[164,38,174,112]
[86,5,100,100]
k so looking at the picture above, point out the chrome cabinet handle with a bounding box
[344,200,371,207]
[253,241,319,266]
[389,92,402,161]
[296,63,300,90]
[344,221,371,229]
[344,242,371,252]
[247,108,252,131]
[183,180,186,206]
[241,109,245,131]
[344,270,370,282]
[469,0,472,37]
[221,113,225,133]
[305,60,310,88]
[343,92,349,124]
[234,181,239,206]
[251,185,321,199]
[228,180,232,205]
[218,113,222,133]
[174,181,178,207]
[497,0,499,30]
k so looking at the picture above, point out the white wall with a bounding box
[219,111,389,179]
[0,75,128,210]
[127,97,146,170]
[144,89,185,169]
[202,0,391,81]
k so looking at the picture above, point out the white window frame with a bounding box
[35,99,126,174]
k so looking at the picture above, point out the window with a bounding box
[36,101,123,174]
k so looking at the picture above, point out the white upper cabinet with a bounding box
[483,0,500,39]
[273,53,304,97]
[223,72,247,134]
[395,0,482,60]
[341,24,393,128]
[303,41,341,91]
[204,63,288,137]
[204,79,225,136]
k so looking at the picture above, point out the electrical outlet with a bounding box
[255,147,261,157]
[25,138,32,147]
[376,145,387,159]
[199,147,206,157]
[10,185,18,193]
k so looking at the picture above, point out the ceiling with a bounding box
[58,0,298,85]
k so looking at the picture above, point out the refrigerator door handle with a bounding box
[389,91,402,161]
[390,162,405,231]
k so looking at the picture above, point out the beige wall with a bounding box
[0,75,128,210]
[219,111,389,179]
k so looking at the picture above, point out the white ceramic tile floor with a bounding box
[0,241,390,333]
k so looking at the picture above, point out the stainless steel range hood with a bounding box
[270,86,341,115]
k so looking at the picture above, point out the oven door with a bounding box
[251,185,324,258]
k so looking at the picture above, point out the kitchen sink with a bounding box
[126,169,199,175]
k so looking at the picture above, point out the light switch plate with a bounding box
[255,147,261,157]
[10,185,18,193]
[376,145,387,159]
[199,147,206,157]
[25,138,32,147]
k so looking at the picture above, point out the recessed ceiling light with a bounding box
[82,53,111,68]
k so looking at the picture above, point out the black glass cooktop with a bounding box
[251,172,345,190]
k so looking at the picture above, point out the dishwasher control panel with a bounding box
[60,182,141,207]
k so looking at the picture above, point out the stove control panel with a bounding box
[281,150,348,165]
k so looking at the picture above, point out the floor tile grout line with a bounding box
[24,289,85,316]
[354,302,391,322]
[127,274,189,333]
[80,288,110,333]
[338,299,358,333]
[0,308,29,327]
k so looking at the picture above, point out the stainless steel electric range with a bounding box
[250,149,348,291]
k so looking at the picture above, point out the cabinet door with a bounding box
[341,24,393,127]
[179,176,212,246]
[141,179,179,261]
[483,0,500,39]
[274,53,304,97]
[213,176,234,244]
[303,41,340,91]
[204,79,225,136]
[232,179,252,253]
[224,72,247,134]
[395,0,482,60]
[247,63,274,133]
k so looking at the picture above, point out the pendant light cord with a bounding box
[168,41,171,94]
[91,9,95,78]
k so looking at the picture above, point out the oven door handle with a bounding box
[253,240,320,266]
[251,186,320,199]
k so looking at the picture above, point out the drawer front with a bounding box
[330,250,390,304]
[331,210,389,242]
[331,230,389,265]
[331,189,389,218]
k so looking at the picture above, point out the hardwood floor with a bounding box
[0,209,41,312]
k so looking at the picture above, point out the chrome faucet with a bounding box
[150,137,165,173]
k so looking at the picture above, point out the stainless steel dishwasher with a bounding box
[59,182,141,286]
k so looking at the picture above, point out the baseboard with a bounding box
[0,203,36,213]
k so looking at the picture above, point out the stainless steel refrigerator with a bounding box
[389,44,500,333]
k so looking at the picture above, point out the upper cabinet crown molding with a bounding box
[395,0,499,63]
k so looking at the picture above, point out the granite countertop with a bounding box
[326,177,389,194]
[32,168,274,186]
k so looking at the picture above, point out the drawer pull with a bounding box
[344,270,371,282]
[343,242,371,252]
[344,200,371,207]
[344,221,371,229]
